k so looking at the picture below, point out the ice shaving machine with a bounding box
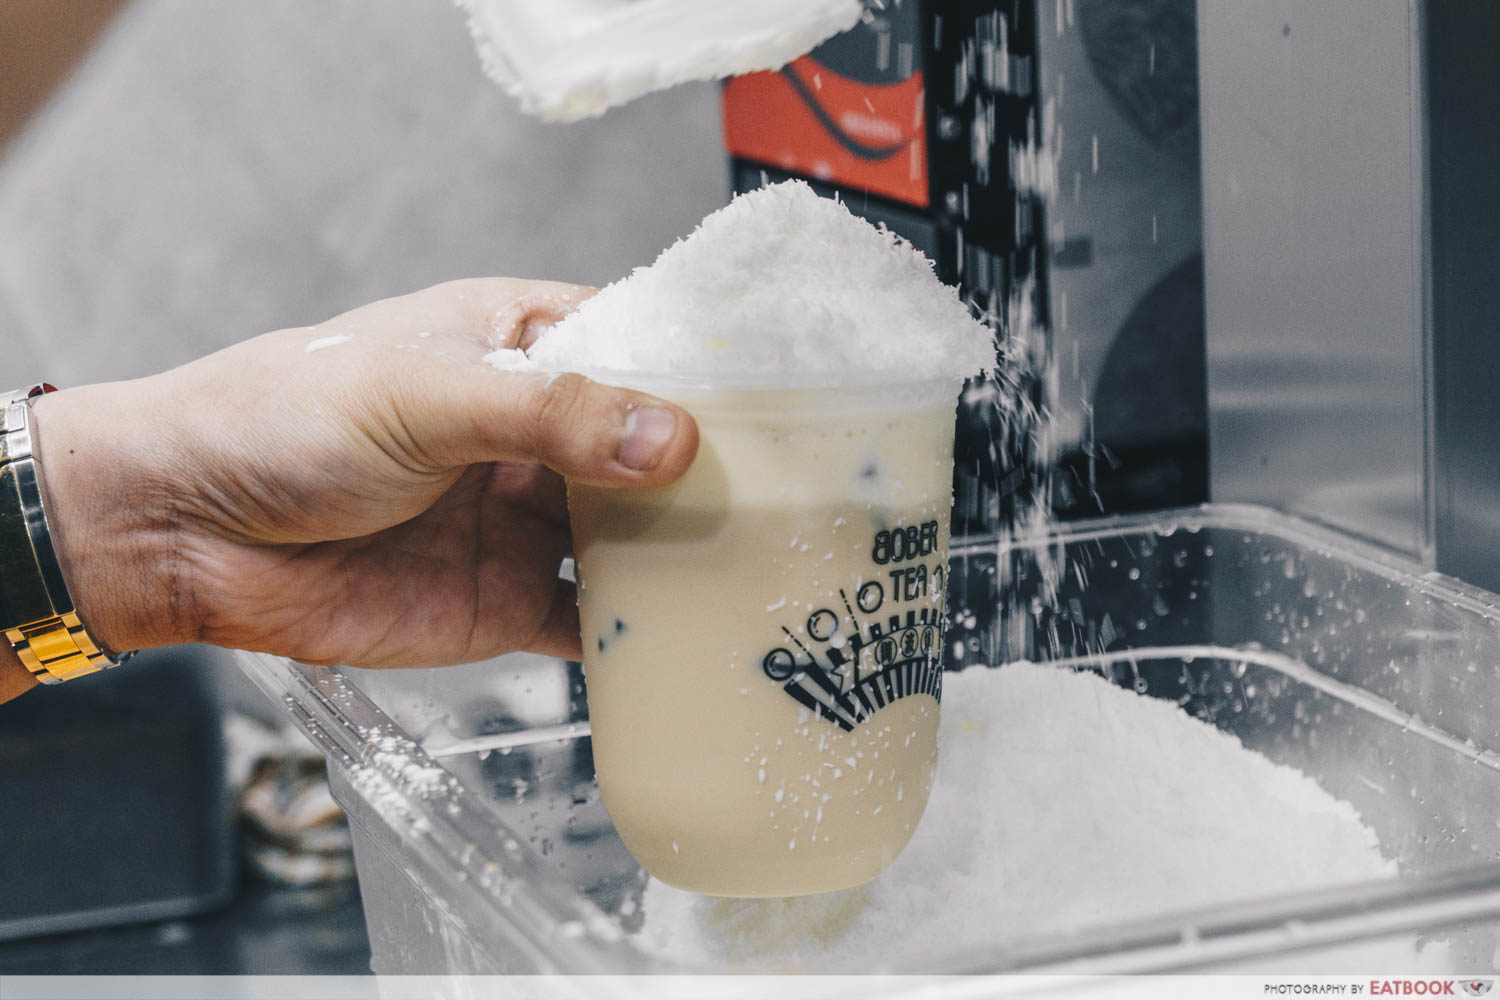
[720,0,1500,663]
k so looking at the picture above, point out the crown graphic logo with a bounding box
[761,585,945,732]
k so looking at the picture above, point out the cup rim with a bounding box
[561,367,974,394]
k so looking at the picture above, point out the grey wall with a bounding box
[0,0,728,388]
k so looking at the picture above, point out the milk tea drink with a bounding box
[569,379,959,896]
[506,180,995,896]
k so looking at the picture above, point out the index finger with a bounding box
[321,277,596,351]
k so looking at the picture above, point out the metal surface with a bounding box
[1038,0,1208,515]
[1198,0,1430,558]
[0,648,234,942]
[0,880,370,975]
[1426,3,1500,595]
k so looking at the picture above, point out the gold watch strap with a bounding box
[5,612,116,684]
[0,384,129,685]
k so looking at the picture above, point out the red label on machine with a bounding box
[723,56,929,209]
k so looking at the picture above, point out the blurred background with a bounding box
[2,0,1496,978]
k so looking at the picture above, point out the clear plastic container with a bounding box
[237,504,1500,977]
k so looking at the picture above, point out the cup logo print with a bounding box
[1463,982,1494,997]
[761,520,947,731]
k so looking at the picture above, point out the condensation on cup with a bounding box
[568,374,960,897]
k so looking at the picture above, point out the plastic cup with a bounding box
[568,375,960,897]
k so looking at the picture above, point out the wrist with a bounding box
[29,383,194,655]
[0,642,37,701]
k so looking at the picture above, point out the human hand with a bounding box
[21,278,699,677]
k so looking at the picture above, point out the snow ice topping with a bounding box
[503,181,995,385]
[456,0,862,122]
[637,664,1423,970]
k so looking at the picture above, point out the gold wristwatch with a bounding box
[0,383,130,684]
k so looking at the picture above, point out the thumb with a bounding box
[405,368,700,486]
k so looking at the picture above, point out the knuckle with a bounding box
[528,372,592,455]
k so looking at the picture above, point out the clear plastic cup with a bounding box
[568,375,961,897]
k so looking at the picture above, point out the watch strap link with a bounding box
[6,613,116,684]
[0,384,126,684]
